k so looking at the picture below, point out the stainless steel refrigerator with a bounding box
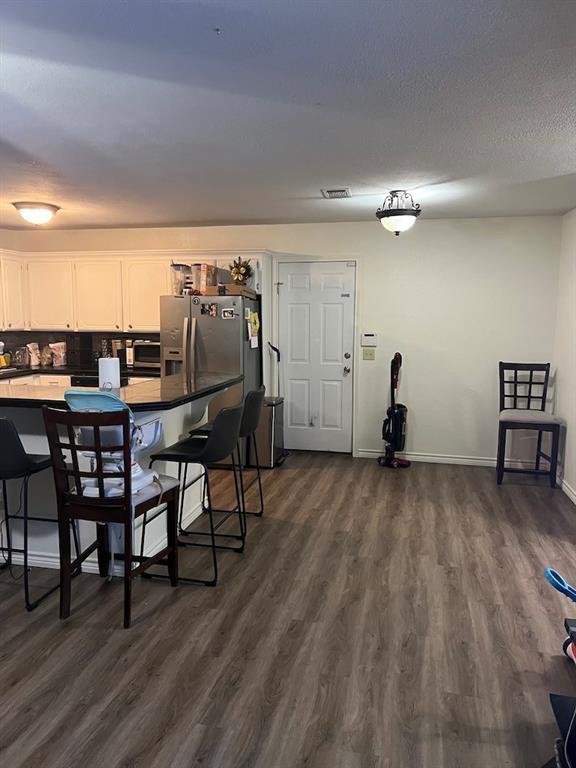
[160,294,262,454]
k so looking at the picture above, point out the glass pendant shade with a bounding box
[380,214,417,234]
[376,190,421,236]
[12,202,60,225]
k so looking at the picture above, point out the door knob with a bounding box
[343,366,351,376]
[344,352,351,359]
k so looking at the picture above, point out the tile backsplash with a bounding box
[0,331,159,368]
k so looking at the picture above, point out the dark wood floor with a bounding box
[1,453,575,767]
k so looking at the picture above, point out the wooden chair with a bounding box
[497,362,562,488]
[42,406,179,628]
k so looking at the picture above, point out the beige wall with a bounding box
[0,216,562,464]
[554,209,576,499]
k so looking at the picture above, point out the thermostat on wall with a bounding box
[361,333,378,348]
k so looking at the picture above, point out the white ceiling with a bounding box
[0,0,575,229]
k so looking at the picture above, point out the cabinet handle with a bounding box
[116,325,119,329]
[128,324,133,329]
[66,324,70,328]
[8,323,11,328]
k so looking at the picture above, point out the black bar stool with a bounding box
[145,402,244,586]
[190,387,266,520]
[0,417,81,611]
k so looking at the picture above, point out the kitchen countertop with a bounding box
[0,372,243,412]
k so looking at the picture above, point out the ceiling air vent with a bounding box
[321,187,351,199]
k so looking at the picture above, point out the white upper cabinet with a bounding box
[74,260,123,331]
[28,260,75,330]
[123,260,170,331]
[1,257,27,330]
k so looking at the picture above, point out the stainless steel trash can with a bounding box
[250,396,285,468]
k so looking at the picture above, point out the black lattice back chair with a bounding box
[499,362,550,412]
[43,406,179,628]
[497,362,562,488]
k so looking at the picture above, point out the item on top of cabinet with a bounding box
[170,262,193,296]
[204,285,258,299]
[229,257,253,286]
[40,345,54,367]
[191,263,232,295]
[13,346,31,367]
[49,342,67,367]
[26,342,41,367]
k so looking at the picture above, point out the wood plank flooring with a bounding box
[1,453,575,768]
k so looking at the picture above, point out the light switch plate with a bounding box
[363,348,376,361]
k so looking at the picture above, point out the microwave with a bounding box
[132,340,161,369]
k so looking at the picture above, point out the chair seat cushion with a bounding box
[151,435,209,463]
[499,409,562,424]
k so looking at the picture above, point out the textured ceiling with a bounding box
[0,0,575,229]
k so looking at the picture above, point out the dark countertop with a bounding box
[0,372,243,412]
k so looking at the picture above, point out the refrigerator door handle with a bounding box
[188,316,197,386]
[182,315,189,385]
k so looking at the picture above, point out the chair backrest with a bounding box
[0,418,37,480]
[499,362,550,412]
[42,406,132,513]
[199,403,244,464]
[240,386,266,438]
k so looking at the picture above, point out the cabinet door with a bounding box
[75,261,123,331]
[0,259,4,329]
[28,260,75,330]
[2,257,26,330]
[123,260,170,331]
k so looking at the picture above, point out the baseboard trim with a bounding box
[9,501,203,573]
[355,449,504,467]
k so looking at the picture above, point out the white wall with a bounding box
[554,209,576,501]
[0,217,562,463]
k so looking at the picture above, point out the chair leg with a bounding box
[550,425,560,489]
[204,470,218,586]
[1,479,12,569]
[252,438,265,517]
[178,463,189,534]
[58,513,72,620]
[166,496,179,587]
[71,520,82,574]
[123,522,133,629]
[496,424,507,485]
[22,477,33,611]
[232,446,246,546]
[96,524,110,577]
[535,429,543,471]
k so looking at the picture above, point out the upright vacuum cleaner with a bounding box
[378,352,410,469]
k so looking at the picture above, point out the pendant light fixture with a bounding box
[376,190,421,236]
[12,202,60,225]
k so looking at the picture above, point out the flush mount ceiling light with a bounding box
[12,202,60,225]
[376,190,421,236]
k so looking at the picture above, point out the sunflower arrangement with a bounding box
[229,257,253,285]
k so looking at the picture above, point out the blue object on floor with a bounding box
[545,568,576,603]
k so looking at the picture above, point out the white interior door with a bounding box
[278,261,355,452]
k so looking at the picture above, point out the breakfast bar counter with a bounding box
[0,372,243,412]
[0,372,243,576]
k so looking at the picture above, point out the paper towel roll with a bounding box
[98,357,120,390]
